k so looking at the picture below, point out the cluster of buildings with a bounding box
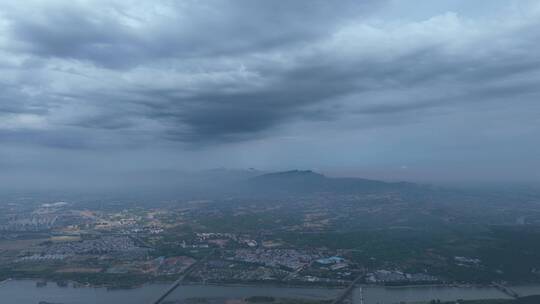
[0,214,59,232]
[42,236,148,255]
[195,232,258,248]
[149,256,196,275]
[17,254,67,262]
[366,270,439,284]
[191,259,290,283]
[315,256,350,271]
[189,251,357,285]
[227,249,319,270]
[454,256,482,267]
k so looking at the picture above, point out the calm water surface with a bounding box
[1,280,539,304]
[0,280,340,304]
[0,279,167,304]
[509,284,540,297]
[357,285,511,304]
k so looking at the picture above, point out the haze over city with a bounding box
[4,2,540,304]
[1,0,539,191]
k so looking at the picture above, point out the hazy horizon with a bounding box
[1,0,540,191]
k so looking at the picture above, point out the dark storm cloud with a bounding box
[0,0,540,184]
[137,40,540,143]
[0,0,389,144]
[137,62,366,142]
[0,82,48,115]
[4,0,379,68]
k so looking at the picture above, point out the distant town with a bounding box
[1,171,540,292]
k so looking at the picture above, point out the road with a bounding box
[283,261,313,281]
[331,275,363,304]
[492,282,520,299]
[151,249,216,304]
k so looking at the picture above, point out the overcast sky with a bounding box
[0,0,539,189]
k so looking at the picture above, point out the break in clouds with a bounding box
[0,0,539,188]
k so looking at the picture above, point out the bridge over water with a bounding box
[151,249,215,304]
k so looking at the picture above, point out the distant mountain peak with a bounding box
[246,169,420,196]
[255,170,325,179]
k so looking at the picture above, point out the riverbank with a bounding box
[3,278,540,304]
[0,273,520,291]
[181,281,346,289]
[0,279,341,304]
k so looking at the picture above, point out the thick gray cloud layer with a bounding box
[0,0,539,187]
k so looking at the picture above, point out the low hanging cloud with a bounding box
[1,0,539,145]
[0,0,539,184]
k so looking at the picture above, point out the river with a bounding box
[358,285,512,304]
[1,280,540,304]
